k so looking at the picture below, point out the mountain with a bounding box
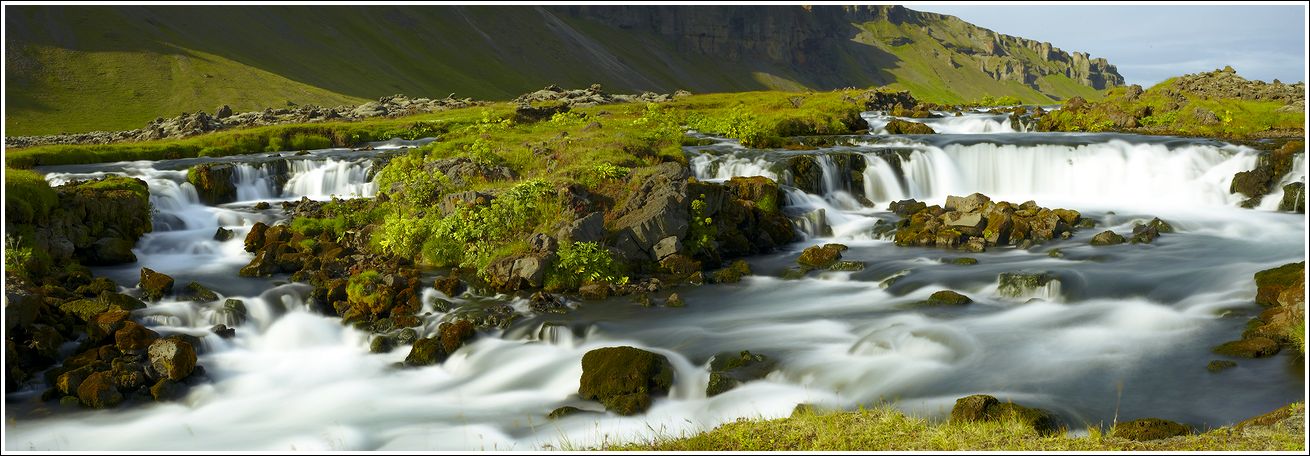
[4,5,1123,136]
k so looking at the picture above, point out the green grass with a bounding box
[3,168,59,224]
[5,5,1116,136]
[602,403,1305,451]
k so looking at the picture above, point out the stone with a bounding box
[666,293,685,308]
[211,324,236,339]
[1278,182,1305,213]
[149,378,184,402]
[115,321,160,351]
[997,272,1058,298]
[578,346,674,415]
[1253,262,1303,307]
[945,193,991,213]
[828,260,865,271]
[214,227,235,241]
[1111,418,1190,441]
[950,394,1060,435]
[148,336,198,380]
[1206,360,1237,373]
[923,290,973,306]
[557,212,606,243]
[883,118,936,134]
[1090,230,1126,246]
[139,267,174,301]
[438,320,477,354]
[1213,337,1280,358]
[77,371,123,409]
[711,260,752,283]
[652,236,683,261]
[548,406,586,420]
[405,338,446,366]
[706,350,776,397]
[182,281,219,302]
[186,163,238,205]
[797,244,847,269]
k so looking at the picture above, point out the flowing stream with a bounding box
[5,115,1305,450]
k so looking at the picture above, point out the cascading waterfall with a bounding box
[861,111,1020,135]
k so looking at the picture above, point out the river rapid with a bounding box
[5,114,1305,450]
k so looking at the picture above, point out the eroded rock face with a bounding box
[187,163,238,205]
[578,346,674,415]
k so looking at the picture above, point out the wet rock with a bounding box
[1213,337,1280,358]
[949,394,1060,435]
[1278,182,1305,213]
[213,299,248,326]
[1111,418,1191,441]
[947,257,979,265]
[665,293,685,308]
[1230,167,1273,199]
[77,371,123,409]
[706,350,776,397]
[213,227,235,241]
[243,222,269,252]
[149,378,184,402]
[1254,261,1304,307]
[711,260,752,284]
[182,281,219,302]
[797,243,847,269]
[433,272,466,297]
[578,346,674,415]
[578,282,612,301]
[254,201,272,210]
[55,366,94,396]
[210,324,236,339]
[1207,360,1237,372]
[1090,230,1125,246]
[1130,218,1172,244]
[883,118,936,134]
[404,338,446,366]
[829,260,866,271]
[115,321,160,351]
[89,309,131,342]
[997,272,1059,298]
[888,199,927,217]
[922,290,973,306]
[138,267,174,301]
[186,163,238,205]
[548,406,588,419]
[945,193,991,213]
[438,320,476,354]
[148,336,198,380]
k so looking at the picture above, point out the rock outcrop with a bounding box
[578,346,674,415]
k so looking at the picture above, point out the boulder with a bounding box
[182,281,219,302]
[433,272,466,297]
[1206,360,1237,372]
[438,320,476,354]
[949,394,1060,435]
[945,193,991,213]
[706,350,776,397]
[1278,182,1305,213]
[1254,262,1304,307]
[77,371,123,409]
[578,346,674,415]
[244,222,269,252]
[1090,230,1126,246]
[115,321,160,351]
[186,163,238,205]
[884,118,936,135]
[610,163,691,258]
[922,290,973,306]
[797,244,847,269]
[1230,167,1272,199]
[997,272,1059,298]
[652,236,683,261]
[405,338,446,366]
[888,199,927,217]
[1111,418,1191,441]
[1213,337,1280,358]
[666,293,686,308]
[557,212,606,243]
[214,227,235,241]
[139,267,174,301]
[148,336,197,380]
[711,260,752,284]
[149,378,185,402]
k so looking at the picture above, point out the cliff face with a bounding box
[560,5,1124,90]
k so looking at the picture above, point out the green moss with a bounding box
[4,168,58,224]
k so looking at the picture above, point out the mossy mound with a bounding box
[1111,418,1191,441]
[949,394,1061,436]
[578,346,674,415]
[797,244,848,269]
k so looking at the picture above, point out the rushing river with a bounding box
[5,114,1305,450]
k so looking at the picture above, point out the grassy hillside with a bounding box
[5,5,1116,135]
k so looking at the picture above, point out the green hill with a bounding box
[4,5,1123,136]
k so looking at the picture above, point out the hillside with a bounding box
[4,5,1123,135]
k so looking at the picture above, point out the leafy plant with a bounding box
[687,194,717,255]
[546,241,628,289]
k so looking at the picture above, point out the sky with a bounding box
[914,4,1307,87]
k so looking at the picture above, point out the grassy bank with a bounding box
[605,403,1306,451]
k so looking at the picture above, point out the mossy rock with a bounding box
[1111,418,1191,441]
[186,163,238,205]
[438,320,476,354]
[828,260,865,271]
[946,257,978,265]
[1254,262,1304,307]
[712,260,752,284]
[1213,337,1281,358]
[1206,360,1237,372]
[884,118,936,134]
[666,293,686,308]
[115,321,160,351]
[404,338,447,367]
[139,267,175,301]
[706,350,776,397]
[1278,182,1305,213]
[148,336,197,381]
[949,394,1060,435]
[921,290,973,306]
[182,281,219,302]
[76,371,123,409]
[1089,230,1125,246]
[578,346,674,416]
[548,406,588,420]
[797,244,847,269]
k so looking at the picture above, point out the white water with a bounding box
[862,111,1022,135]
[8,135,1305,450]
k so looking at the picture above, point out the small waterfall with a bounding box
[861,154,908,203]
[861,111,1019,135]
[283,159,377,199]
[233,164,277,201]
[689,151,778,181]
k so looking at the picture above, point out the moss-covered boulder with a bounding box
[997,272,1058,298]
[797,244,847,269]
[1278,182,1305,213]
[706,350,776,397]
[921,290,973,306]
[147,336,197,380]
[578,346,674,415]
[138,268,174,301]
[884,118,936,135]
[1111,418,1191,441]
[1213,337,1281,358]
[77,371,123,409]
[725,176,782,213]
[949,394,1060,435]
[181,281,219,302]
[1207,360,1237,372]
[665,293,686,308]
[115,321,160,351]
[1090,230,1125,246]
[404,338,446,366]
[438,320,476,354]
[1254,262,1304,307]
[712,260,752,284]
[186,163,238,205]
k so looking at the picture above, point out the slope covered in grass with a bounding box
[5,5,1120,135]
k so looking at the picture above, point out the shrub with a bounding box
[375,150,452,206]
[288,133,332,151]
[687,195,717,255]
[546,241,628,290]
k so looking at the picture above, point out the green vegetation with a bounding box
[604,403,1305,451]
[546,241,628,290]
[6,5,1113,135]
[3,168,59,223]
[1038,78,1304,138]
[969,95,1023,107]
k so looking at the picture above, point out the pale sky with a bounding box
[915,4,1307,87]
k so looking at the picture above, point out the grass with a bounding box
[605,403,1306,451]
[3,168,59,224]
[5,5,1115,136]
